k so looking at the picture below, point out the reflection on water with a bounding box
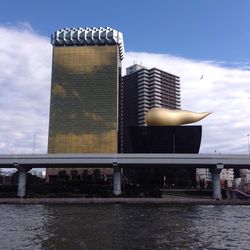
[0,204,249,250]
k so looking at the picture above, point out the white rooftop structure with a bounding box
[51,27,125,60]
[126,64,145,75]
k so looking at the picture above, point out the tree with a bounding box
[58,170,67,182]
[82,169,89,182]
[93,169,101,183]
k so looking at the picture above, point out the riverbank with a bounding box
[0,197,249,205]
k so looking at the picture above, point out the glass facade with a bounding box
[48,45,119,154]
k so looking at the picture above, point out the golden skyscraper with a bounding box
[47,27,124,180]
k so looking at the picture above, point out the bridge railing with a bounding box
[231,190,250,200]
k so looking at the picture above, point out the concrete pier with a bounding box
[210,164,223,200]
[113,164,121,196]
[17,166,31,198]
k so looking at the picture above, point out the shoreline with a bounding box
[0,197,249,205]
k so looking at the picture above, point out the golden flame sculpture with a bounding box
[145,108,211,126]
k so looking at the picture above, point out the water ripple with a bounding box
[0,204,249,249]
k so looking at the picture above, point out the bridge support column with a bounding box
[113,164,121,196]
[16,166,31,198]
[210,164,223,200]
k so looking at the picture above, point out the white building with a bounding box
[240,169,250,184]
[196,168,234,183]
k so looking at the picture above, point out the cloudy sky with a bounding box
[0,24,250,155]
[0,1,250,155]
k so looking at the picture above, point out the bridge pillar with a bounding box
[16,165,31,198]
[113,163,121,196]
[210,164,223,200]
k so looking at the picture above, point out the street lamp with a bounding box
[33,134,36,154]
[247,134,250,155]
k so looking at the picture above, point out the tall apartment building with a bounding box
[119,64,181,152]
[47,27,124,180]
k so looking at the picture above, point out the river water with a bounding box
[0,204,249,250]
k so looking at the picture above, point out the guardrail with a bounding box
[231,190,250,200]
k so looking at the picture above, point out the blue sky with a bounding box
[0,0,250,156]
[1,0,250,63]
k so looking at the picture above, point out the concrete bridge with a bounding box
[0,153,250,200]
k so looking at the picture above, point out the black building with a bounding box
[119,64,181,153]
[130,126,202,154]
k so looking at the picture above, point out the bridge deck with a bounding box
[0,154,249,169]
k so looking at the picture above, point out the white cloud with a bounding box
[0,24,250,155]
[0,24,51,154]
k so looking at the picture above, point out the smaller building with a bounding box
[196,168,212,182]
[240,169,250,184]
[0,174,12,185]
